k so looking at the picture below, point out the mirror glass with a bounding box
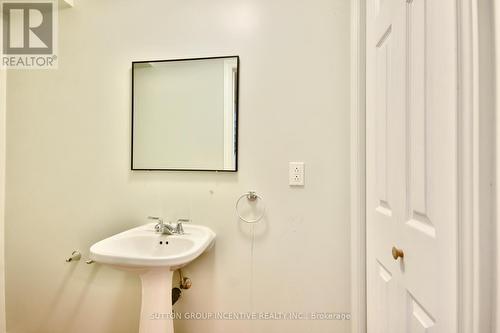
[132,56,239,171]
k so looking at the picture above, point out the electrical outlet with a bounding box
[289,162,305,186]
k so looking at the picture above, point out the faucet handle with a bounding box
[148,216,164,233]
[175,218,190,234]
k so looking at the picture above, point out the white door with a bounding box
[366,0,458,332]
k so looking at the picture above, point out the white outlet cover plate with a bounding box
[289,162,305,186]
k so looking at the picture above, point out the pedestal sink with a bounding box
[89,223,216,333]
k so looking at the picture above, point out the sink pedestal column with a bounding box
[139,267,174,333]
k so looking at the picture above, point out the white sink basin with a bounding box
[89,222,216,333]
[90,223,215,268]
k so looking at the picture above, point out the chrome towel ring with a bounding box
[235,191,265,224]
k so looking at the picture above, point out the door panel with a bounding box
[403,0,458,330]
[407,0,434,235]
[372,260,395,333]
[367,0,458,331]
[367,0,406,331]
[407,293,435,333]
[375,26,391,216]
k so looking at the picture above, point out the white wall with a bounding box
[4,0,351,332]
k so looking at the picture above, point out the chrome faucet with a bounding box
[148,216,175,235]
[175,218,190,235]
[148,216,190,235]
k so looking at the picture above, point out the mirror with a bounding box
[132,56,239,171]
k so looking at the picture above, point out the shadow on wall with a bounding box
[35,263,87,332]
[173,247,216,333]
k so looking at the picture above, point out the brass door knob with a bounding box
[392,246,404,260]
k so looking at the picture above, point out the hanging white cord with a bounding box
[235,191,265,223]
[249,224,255,314]
[235,191,263,328]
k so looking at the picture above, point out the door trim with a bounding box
[457,0,495,332]
[0,69,6,333]
[494,1,500,330]
[350,1,493,332]
[350,0,366,333]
